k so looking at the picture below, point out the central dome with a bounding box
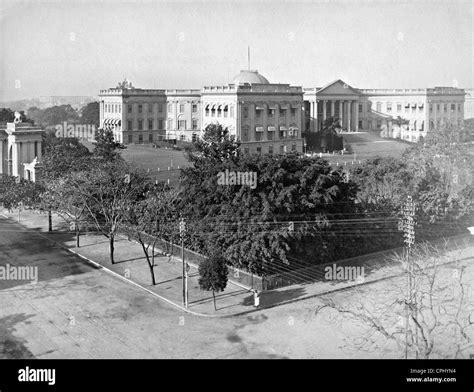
[232,70,269,85]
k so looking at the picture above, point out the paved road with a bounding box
[0,216,350,359]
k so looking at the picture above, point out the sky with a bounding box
[0,0,472,101]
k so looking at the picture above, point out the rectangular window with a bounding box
[180,104,185,113]
[138,104,142,114]
[376,102,382,112]
[430,104,433,112]
[358,104,363,113]
[138,134,143,143]
[138,120,143,130]
[158,103,163,113]
[168,119,173,129]
[128,105,132,114]
[243,107,249,118]
[397,103,402,112]
[242,127,249,142]
[280,145,285,154]
[290,108,296,117]
[255,109,262,119]
[192,104,197,113]
[128,134,133,143]
[158,119,163,129]
[267,132,273,141]
[437,103,440,111]
[192,119,198,130]
[412,107,416,113]
[256,147,262,154]
[267,108,275,117]
[149,133,153,143]
[280,108,286,116]
[148,119,153,130]
[179,120,186,130]
[458,103,461,112]
[168,104,172,113]
[292,144,296,151]
[444,104,448,112]
[230,106,234,118]
[268,145,273,155]
[387,102,392,112]
[148,104,152,113]
[128,120,133,130]
[451,103,455,112]
[376,120,382,129]
[255,132,262,141]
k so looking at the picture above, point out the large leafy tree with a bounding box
[40,134,92,181]
[180,125,358,274]
[93,128,126,161]
[81,102,100,129]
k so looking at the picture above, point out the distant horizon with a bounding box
[1,0,472,101]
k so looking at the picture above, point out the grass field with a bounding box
[80,132,413,184]
[320,131,413,168]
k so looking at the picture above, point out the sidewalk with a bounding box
[2,207,473,316]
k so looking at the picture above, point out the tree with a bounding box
[198,254,229,310]
[0,176,44,212]
[81,102,100,129]
[180,137,358,274]
[0,108,32,123]
[184,123,240,168]
[93,128,126,161]
[315,242,474,358]
[127,185,180,284]
[40,134,92,181]
[65,160,148,264]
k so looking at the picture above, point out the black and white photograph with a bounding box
[0,0,473,389]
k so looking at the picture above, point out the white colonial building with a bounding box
[0,120,43,181]
[304,80,465,142]
[100,74,466,149]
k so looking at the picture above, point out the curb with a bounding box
[0,212,235,318]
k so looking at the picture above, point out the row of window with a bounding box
[113,102,199,115]
[359,102,463,114]
[243,144,297,155]
[243,107,297,118]
[126,118,200,131]
[204,106,234,118]
[241,128,298,142]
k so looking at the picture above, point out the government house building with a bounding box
[99,70,466,152]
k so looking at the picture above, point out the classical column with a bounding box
[355,100,359,131]
[0,140,3,174]
[322,100,327,121]
[424,100,430,134]
[331,100,335,118]
[347,101,352,131]
[339,101,343,127]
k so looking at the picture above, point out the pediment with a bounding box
[317,80,359,96]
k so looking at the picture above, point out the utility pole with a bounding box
[399,195,416,359]
[179,217,188,308]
